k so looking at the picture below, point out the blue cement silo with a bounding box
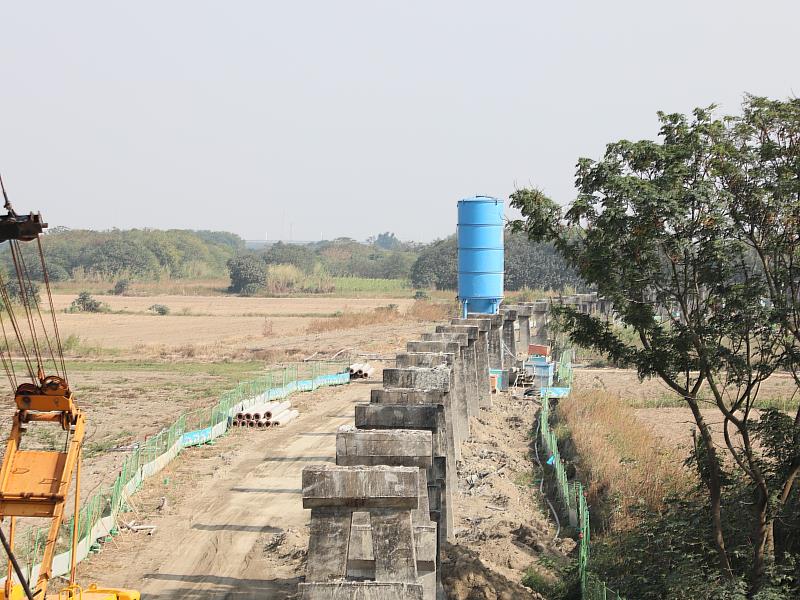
[457,195,504,316]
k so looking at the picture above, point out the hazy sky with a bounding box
[1,2,798,242]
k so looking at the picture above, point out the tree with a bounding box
[262,242,316,272]
[81,238,161,278]
[410,236,458,289]
[226,254,266,295]
[510,98,800,595]
[69,291,104,313]
[373,232,402,250]
[504,232,584,291]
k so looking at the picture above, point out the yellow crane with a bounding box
[0,177,139,600]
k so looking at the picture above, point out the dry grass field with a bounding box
[0,294,447,534]
[573,368,798,451]
[47,294,433,358]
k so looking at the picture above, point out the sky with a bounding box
[0,1,798,243]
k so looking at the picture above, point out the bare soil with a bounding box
[50,294,418,356]
[69,348,561,599]
[443,391,571,600]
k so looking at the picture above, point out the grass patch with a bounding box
[557,390,693,532]
[330,277,410,295]
[305,300,455,334]
[85,430,134,458]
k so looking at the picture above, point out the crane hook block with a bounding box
[0,212,47,243]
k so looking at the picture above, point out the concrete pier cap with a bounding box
[435,324,479,340]
[382,366,452,391]
[502,304,532,317]
[467,312,503,325]
[450,317,490,331]
[500,308,518,321]
[355,403,443,431]
[302,465,419,509]
[395,352,453,369]
[298,582,425,600]
[421,332,469,347]
[336,426,432,468]
[370,388,448,406]
[406,340,461,355]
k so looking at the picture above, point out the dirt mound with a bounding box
[441,543,544,600]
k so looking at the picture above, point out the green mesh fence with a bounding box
[541,356,624,600]
[10,360,349,583]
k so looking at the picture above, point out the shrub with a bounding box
[148,304,170,316]
[112,279,131,295]
[227,254,266,294]
[69,291,105,313]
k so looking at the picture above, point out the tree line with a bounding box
[4,225,583,296]
[3,228,244,281]
[227,232,583,295]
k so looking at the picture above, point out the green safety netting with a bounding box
[7,361,349,585]
[541,356,624,600]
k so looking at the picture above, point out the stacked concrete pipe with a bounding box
[232,400,295,428]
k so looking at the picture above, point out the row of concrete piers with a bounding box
[295,297,599,599]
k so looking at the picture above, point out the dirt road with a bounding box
[78,380,376,598]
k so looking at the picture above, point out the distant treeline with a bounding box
[3,227,583,294]
[4,228,244,281]
[408,232,584,292]
[228,231,584,295]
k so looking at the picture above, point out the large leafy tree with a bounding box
[226,254,266,295]
[510,97,800,595]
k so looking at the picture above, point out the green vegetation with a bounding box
[148,303,170,315]
[408,232,583,291]
[4,224,583,298]
[5,228,244,283]
[69,291,107,313]
[512,95,800,596]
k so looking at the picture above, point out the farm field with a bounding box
[0,295,445,560]
[48,277,434,299]
[572,367,799,452]
[48,294,428,358]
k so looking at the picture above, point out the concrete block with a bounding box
[306,507,352,581]
[298,582,424,600]
[302,465,419,509]
[370,388,448,406]
[371,509,418,582]
[452,318,491,408]
[382,366,451,391]
[406,340,461,355]
[395,352,452,369]
[435,324,478,341]
[336,426,432,469]
[421,332,468,347]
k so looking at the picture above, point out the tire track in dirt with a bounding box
[78,381,375,599]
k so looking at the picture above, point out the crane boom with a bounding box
[0,196,139,600]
